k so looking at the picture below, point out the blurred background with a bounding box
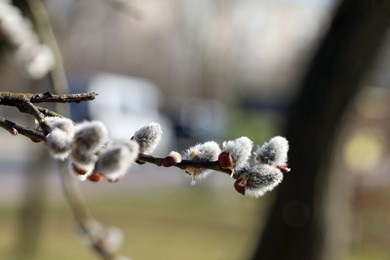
[1,0,390,259]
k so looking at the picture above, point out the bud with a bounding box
[277,165,291,173]
[218,151,233,169]
[44,117,74,135]
[255,136,289,166]
[234,164,284,198]
[132,122,162,154]
[222,137,253,171]
[68,161,94,181]
[43,117,75,160]
[45,128,73,160]
[162,151,182,167]
[71,163,89,175]
[30,137,43,143]
[70,121,108,167]
[94,140,139,182]
[88,173,104,183]
[182,141,221,185]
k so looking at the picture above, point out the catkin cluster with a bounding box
[44,117,162,183]
[182,136,289,197]
[43,116,290,198]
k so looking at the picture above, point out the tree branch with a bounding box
[138,153,232,176]
[36,106,64,118]
[0,91,97,134]
[0,91,98,105]
[0,117,46,140]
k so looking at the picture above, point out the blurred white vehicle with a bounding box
[87,73,173,154]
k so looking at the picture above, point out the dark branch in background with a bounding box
[253,1,390,260]
[25,0,122,259]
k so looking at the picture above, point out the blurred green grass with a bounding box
[0,187,266,260]
[227,109,280,145]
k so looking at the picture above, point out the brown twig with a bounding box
[0,117,46,140]
[0,91,97,135]
[36,106,64,118]
[138,153,232,176]
[0,91,98,105]
[20,98,51,133]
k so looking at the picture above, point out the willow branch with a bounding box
[0,91,97,134]
[0,117,46,140]
[20,98,50,133]
[0,91,98,105]
[138,153,232,176]
[36,106,64,118]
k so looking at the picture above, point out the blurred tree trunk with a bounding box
[15,149,48,259]
[252,1,390,260]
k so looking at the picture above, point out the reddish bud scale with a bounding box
[218,151,233,169]
[72,163,88,175]
[30,137,42,143]
[162,156,177,167]
[88,173,103,182]
[234,179,245,196]
[277,165,291,173]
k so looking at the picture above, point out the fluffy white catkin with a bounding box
[45,128,73,160]
[255,136,289,166]
[44,117,74,160]
[182,141,221,184]
[238,164,284,198]
[222,136,253,171]
[132,122,162,154]
[94,140,139,182]
[70,121,108,167]
[44,117,74,135]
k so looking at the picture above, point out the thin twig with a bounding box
[20,98,51,133]
[0,91,97,134]
[138,153,232,176]
[36,106,64,118]
[0,117,46,140]
[0,92,98,105]
[29,92,99,103]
